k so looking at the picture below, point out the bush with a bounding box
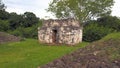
[83,23,116,42]
[21,26,38,39]
[9,27,24,37]
[0,20,9,31]
[9,25,38,39]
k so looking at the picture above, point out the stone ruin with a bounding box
[38,18,83,45]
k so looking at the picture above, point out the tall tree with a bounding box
[97,16,120,31]
[47,0,114,24]
[0,0,6,10]
[9,12,23,30]
[0,0,9,20]
[23,12,39,27]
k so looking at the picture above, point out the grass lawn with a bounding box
[0,39,88,68]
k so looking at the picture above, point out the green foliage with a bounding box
[83,16,120,42]
[0,10,9,20]
[8,12,39,29]
[0,20,9,31]
[0,39,88,68]
[9,25,38,39]
[97,16,120,31]
[22,12,39,27]
[21,25,38,39]
[48,0,114,23]
[83,23,115,42]
[9,27,24,37]
[9,20,42,39]
[0,0,8,20]
[9,12,24,30]
[0,11,41,39]
[0,0,6,10]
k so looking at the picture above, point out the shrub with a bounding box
[9,27,24,37]
[9,25,38,39]
[22,26,38,39]
[0,20,9,31]
[83,23,116,42]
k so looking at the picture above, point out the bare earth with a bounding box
[40,39,120,68]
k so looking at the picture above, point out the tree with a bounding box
[0,0,9,20]
[22,12,39,27]
[9,12,23,30]
[97,16,120,31]
[0,10,9,20]
[0,0,6,10]
[47,0,114,24]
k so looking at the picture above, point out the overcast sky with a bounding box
[3,0,120,19]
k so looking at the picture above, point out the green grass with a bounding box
[101,32,120,41]
[0,39,88,68]
[99,32,120,61]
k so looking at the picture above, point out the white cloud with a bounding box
[6,7,24,14]
[3,0,120,19]
[3,0,54,19]
[111,0,120,17]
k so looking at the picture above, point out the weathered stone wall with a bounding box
[43,18,80,27]
[38,27,53,43]
[38,27,82,45]
[58,27,82,45]
[38,18,83,45]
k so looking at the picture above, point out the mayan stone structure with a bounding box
[38,18,83,45]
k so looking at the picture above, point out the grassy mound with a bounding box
[0,32,21,44]
[0,39,88,68]
[40,32,120,68]
[101,32,120,40]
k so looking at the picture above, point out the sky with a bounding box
[3,0,120,19]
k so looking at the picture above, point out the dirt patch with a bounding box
[40,39,120,68]
[0,32,22,44]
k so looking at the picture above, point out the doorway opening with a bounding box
[52,29,57,43]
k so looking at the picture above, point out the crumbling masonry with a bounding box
[38,18,83,45]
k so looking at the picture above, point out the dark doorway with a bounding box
[52,29,57,43]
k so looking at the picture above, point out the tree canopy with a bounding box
[0,0,6,10]
[97,16,120,31]
[23,12,39,27]
[47,0,114,23]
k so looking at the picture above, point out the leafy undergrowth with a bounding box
[41,32,120,68]
[0,39,88,68]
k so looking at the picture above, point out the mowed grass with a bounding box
[0,39,88,68]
